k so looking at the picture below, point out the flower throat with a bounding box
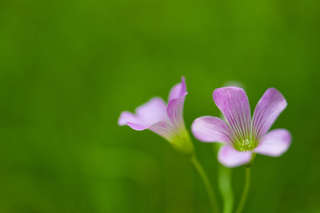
[233,136,258,152]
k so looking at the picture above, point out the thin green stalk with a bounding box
[218,165,233,213]
[214,144,234,213]
[191,155,219,213]
[235,167,251,213]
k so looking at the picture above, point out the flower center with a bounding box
[233,137,258,152]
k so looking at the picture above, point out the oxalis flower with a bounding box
[192,87,291,167]
[118,77,194,155]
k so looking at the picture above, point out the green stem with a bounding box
[191,155,219,213]
[214,144,233,213]
[235,167,251,213]
[218,165,233,213]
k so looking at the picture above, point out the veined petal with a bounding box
[168,77,187,102]
[118,111,148,130]
[192,116,231,143]
[167,96,186,128]
[149,121,175,140]
[167,77,188,128]
[136,97,168,125]
[254,129,291,157]
[252,88,287,137]
[118,97,169,130]
[213,87,252,140]
[218,145,252,168]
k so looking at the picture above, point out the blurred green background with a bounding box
[1,0,320,212]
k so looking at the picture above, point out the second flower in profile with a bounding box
[118,77,193,155]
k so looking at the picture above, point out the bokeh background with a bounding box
[1,0,320,212]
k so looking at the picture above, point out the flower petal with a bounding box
[136,97,168,125]
[167,77,188,128]
[118,97,168,130]
[167,96,186,128]
[168,77,187,102]
[191,116,231,143]
[252,88,287,137]
[118,111,148,130]
[218,145,252,168]
[149,121,175,140]
[213,87,251,140]
[254,129,291,157]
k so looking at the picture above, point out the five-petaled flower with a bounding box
[118,77,194,155]
[192,87,291,167]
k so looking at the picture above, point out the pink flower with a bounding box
[192,87,291,167]
[118,77,193,154]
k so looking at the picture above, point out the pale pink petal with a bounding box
[191,116,231,143]
[168,77,187,102]
[118,111,137,126]
[218,145,252,168]
[118,111,148,130]
[136,97,168,126]
[118,97,169,130]
[252,88,287,137]
[167,96,186,128]
[254,129,291,157]
[149,121,175,140]
[213,87,252,140]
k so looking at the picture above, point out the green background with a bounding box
[1,0,319,212]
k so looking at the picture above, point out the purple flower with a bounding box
[192,87,291,167]
[118,77,193,155]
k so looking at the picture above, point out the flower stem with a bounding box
[214,144,233,213]
[235,167,251,213]
[218,165,233,213]
[191,155,219,213]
